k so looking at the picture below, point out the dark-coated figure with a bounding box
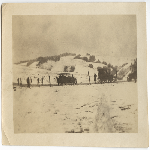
[94,74,97,83]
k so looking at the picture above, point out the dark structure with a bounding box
[127,58,137,83]
[56,73,77,86]
[97,68,114,84]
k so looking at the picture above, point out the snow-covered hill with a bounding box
[14,53,136,84]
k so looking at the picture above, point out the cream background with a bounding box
[2,3,148,147]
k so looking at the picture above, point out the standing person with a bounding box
[116,71,117,80]
[94,74,97,84]
[41,77,43,86]
[88,71,89,76]
[26,77,28,87]
[37,78,40,87]
[49,76,50,83]
[49,76,51,87]
[27,77,30,88]
[20,78,22,88]
[56,76,59,86]
[28,77,30,88]
[89,76,90,84]
[17,78,20,86]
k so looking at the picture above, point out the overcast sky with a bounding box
[12,15,137,63]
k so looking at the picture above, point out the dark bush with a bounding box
[27,60,35,66]
[37,57,48,64]
[122,63,128,67]
[107,63,114,69]
[97,66,103,70]
[70,66,75,72]
[74,55,88,62]
[60,52,76,57]
[37,55,60,66]
[82,57,88,62]
[74,54,81,59]
[89,55,95,62]
[102,61,107,65]
[15,60,29,65]
[64,66,75,72]
[89,64,93,68]
[95,59,101,63]
[64,66,68,72]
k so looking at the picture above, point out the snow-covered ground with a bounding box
[13,55,137,88]
[13,56,138,133]
[13,64,96,85]
[13,82,138,133]
[95,55,136,67]
[13,56,107,85]
[13,64,58,85]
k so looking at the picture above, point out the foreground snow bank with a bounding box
[14,81,138,133]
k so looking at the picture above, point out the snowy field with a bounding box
[13,63,104,86]
[13,81,138,133]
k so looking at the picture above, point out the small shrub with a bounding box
[122,63,128,67]
[102,61,107,65]
[89,64,93,68]
[74,54,81,59]
[64,66,68,72]
[27,60,35,66]
[95,59,101,63]
[97,66,103,70]
[70,66,75,72]
[60,52,76,57]
[82,57,88,62]
[89,55,95,62]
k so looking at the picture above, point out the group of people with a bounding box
[17,75,51,88]
[16,72,98,88]
[35,76,51,87]
[17,78,22,88]
[36,76,51,87]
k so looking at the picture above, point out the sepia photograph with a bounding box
[2,2,149,147]
[12,15,138,133]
